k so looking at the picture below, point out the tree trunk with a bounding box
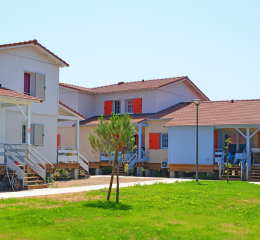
[107,151,118,201]
[116,157,119,203]
[227,158,229,183]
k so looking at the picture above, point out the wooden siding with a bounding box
[168,126,214,165]
[169,164,214,172]
[137,162,162,169]
[0,46,59,116]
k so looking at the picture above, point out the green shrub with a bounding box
[154,170,164,178]
[192,172,218,180]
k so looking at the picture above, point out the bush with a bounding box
[56,169,71,179]
[192,172,218,180]
[154,170,164,178]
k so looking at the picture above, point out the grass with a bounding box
[0,181,260,239]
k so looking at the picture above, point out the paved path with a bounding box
[0,178,192,199]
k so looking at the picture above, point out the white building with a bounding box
[0,40,71,188]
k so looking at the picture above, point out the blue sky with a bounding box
[1,0,259,101]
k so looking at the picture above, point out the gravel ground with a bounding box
[54,176,166,188]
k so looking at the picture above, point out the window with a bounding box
[22,125,26,144]
[115,101,121,114]
[161,133,168,148]
[22,124,44,145]
[126,100,133,113]
[23,72,45,100]
[22,124,34,144]
[24,73,30,95]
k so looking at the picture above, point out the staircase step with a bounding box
[248,175,260,178]
[27,184,48,189]
[24,176,40,179]
[24,180,44,183]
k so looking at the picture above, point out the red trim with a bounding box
[104,100,112,115]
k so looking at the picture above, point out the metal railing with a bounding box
[3,144,33,184]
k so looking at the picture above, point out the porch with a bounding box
[214,125,260,181]
[57,101,90,178]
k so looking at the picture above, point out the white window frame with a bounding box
[114,100,121,114]
[21,123,34,145]
[161,133,168,149]
[126,99,133,114]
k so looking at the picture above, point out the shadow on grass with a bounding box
[83,200,132,211]
[196,181,209,186]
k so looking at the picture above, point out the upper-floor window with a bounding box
[24,71,46,101]
[126,100,133,113]
[24,73,31,95]
[126,98,142,114]
[115,101,121,114]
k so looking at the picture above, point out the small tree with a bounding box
[88,113,135,202]
[224,138,232,183]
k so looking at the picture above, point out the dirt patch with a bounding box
[53,177,166,188]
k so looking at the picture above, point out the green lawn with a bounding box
[0,181,260,240]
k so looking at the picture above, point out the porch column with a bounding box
[246,126,250,156]
[0,105,5,143]
[26,103,32,146]
[138,124,142,162]
[76,117,79,163]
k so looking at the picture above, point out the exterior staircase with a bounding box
[220,164,241,181]
[78,151,90,178]
[118,163,127,176]
[23,168,48,189]
[248,165,260,182]
[4,144,53,190]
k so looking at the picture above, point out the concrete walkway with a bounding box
[0,177,192,199]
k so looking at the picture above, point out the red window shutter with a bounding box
[104,100,112,115]
[214,131,218,149]
[57,134,61,147]
[136,133,139,146]
[259,132,260,148]
[149,133,160,149]
[133,98,142,114]
[24,73,30,94]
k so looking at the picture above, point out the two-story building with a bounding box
[58,76,209,176]
[0,40,79,188]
